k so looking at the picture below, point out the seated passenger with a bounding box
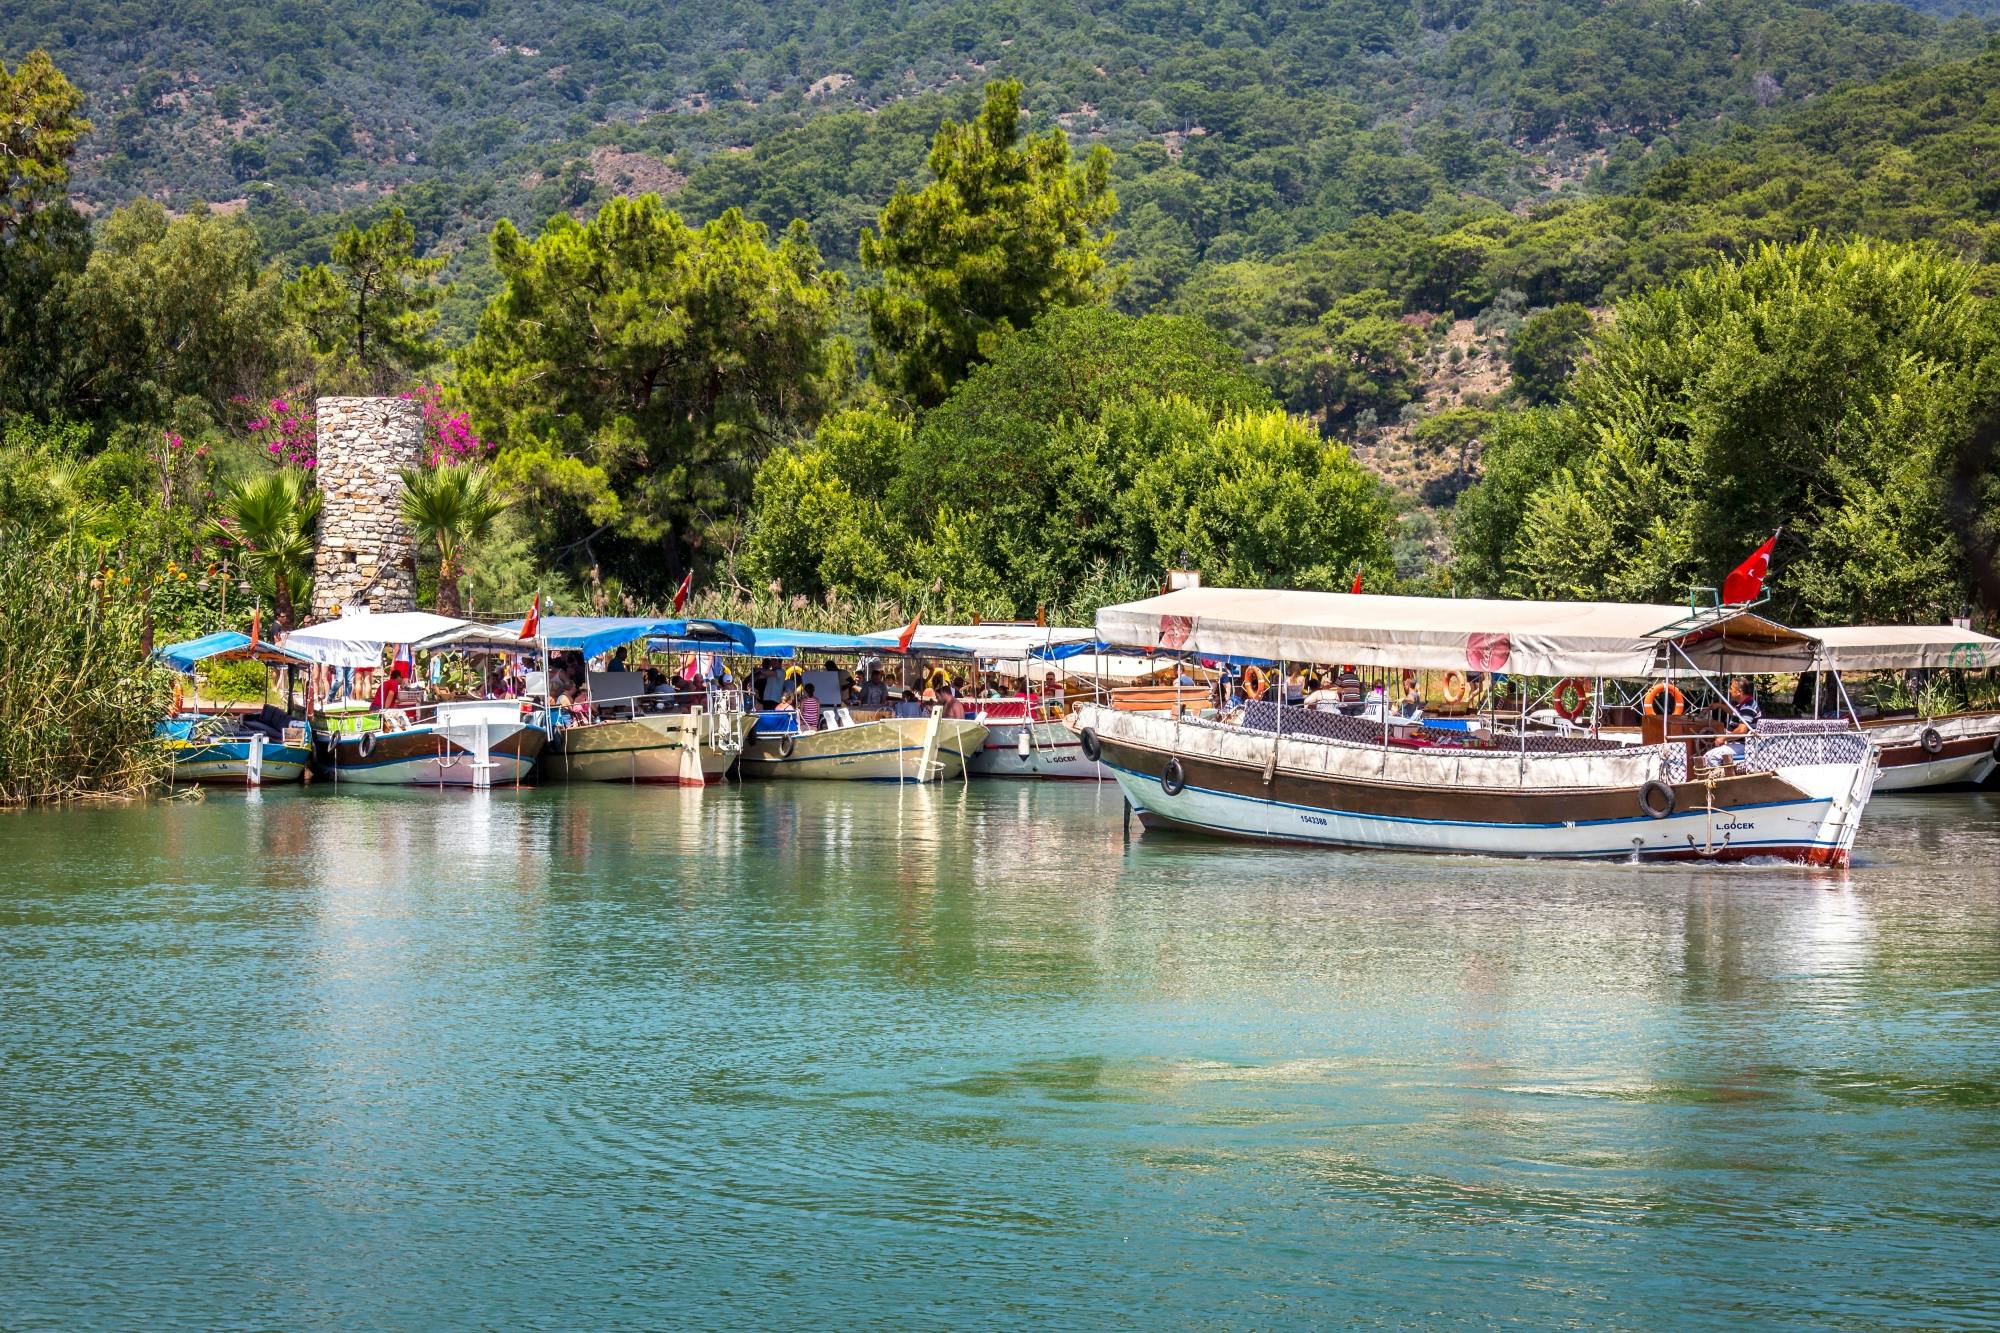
[893,690,924,719]
[859,668,890,709]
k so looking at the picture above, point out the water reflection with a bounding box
[0,784,1996,1328]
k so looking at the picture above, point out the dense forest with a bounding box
[3,0,2000,639]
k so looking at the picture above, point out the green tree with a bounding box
[859,79,1119,407]
[285,207,446,392]
[457,196,846,595]
[1508,303,1594,404]
[1455,237,1999,621]
[399,462,509,617]
[203,469,320,629]
[0,50,86,231]
[0,50,90,419]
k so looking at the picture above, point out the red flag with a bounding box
[249,607,261,646]
[672,570,693,612]
[895,613,921,653]
[520,593,541,639]
[1350,570,1364,594]
[1723,532,1779,605]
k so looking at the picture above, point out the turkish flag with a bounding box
[895,613,922,653]
[1350,570,1364,594]
[672,570,693,611]
[520,593,540,639]
[1723,533,1779,605]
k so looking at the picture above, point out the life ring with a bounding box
[1642,683,1686,716]
[1919,726,1944,756]
[357,730,375,759]
[1160,757,1186,796]
[778,733,796,758]
[1440,670,1469,705]
[1242,665,1266,698]
[1553,677,1589,720]
[1079,728,1102,762]
[1639,779,1675,819]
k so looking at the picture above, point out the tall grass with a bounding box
[0,527,172,804]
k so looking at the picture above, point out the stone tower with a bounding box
[311,396,423,619]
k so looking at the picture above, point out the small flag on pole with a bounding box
[1723,532,1780,605]
[672,570,693,612]
[1350,570,1364,594]
[895,613,922,653]
[520,593,541,639]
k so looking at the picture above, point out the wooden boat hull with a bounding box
[739,716,987,782]
[318,722,545,787]
[544,712,753,785]
[967,718,1108,779]
[167,740,312,785]
[1862,714,2000,791]
[1079,706,1874,866]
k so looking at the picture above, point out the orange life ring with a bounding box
[1643,682,1686,716]
[1441,669,1469,705]
[1553,677,1590,720]
[1242,665,1266,699]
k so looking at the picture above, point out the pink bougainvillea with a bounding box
[244,394,317,469]
[403,383,491,467]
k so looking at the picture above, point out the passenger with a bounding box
[1304,676,1342,710]
[610,647,628,674]
[796,681,824,731]
[1728,678,1762,736]
[1285,669,1307,707]
[893,690,924,719]
[859,668,890,709]
[943,685,967,720]
[1399,680,1424,720]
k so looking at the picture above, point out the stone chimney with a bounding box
[311,396,422,618]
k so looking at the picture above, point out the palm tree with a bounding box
[203,469,320,629]
[399,463,508,618]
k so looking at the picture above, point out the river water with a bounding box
[3,782,1998,1330]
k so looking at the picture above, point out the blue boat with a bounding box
[154,631,316,786]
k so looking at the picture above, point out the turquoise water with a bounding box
[3,782,1999,1329]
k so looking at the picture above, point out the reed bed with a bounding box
[0,527,173,805]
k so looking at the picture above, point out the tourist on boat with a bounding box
[1399,679,1424,720]
[859,668,890,708]
[797,682,825,731]
[1728,678,1762,734]
[1305,676,1342,710]
[893,690,923,719]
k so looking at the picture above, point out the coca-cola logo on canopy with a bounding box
[1466,632,1511,671]
[1160,615,1194,650]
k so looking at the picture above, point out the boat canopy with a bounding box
[693,627,965,659]
[1095,587,1818,678]
[1808,624,2000,672]
[154,631,313,673]
[495,614,757,660]
[281,611,529,668]
[862,623,1097,658]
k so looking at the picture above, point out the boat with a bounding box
[1793,624,2000,791]
[281,612,548,787]
[728,629,989,783]
[508,615,760,785]
[859,623,1109,779]
[153,630,316,785]
[1071,587,1877,865]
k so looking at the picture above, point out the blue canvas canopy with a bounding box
[497,615,757,659]
[643,627,962,659]
[155,631,312,673]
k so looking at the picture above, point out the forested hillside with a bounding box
[3,1,2000,636]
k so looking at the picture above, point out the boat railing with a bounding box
[314,698,542,738]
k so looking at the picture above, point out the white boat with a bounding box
[738,711,989,782]
[153,630,317,786]
[1078,587,1877,866]
[1802,624,2000,791]
[963,700,1105,779]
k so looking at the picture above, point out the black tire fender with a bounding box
[357,730,375,760]
[1160,756,1187,797]
[778,733,796,759]
[1639,779,1675,819]
[1919,726,1944,756]
[1079,728,1102,762]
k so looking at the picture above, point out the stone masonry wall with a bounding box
[311,396,422,618]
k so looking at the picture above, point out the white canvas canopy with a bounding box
[1095,587,1817,678]
[281,611,529,668]
[1808,624,2000,672]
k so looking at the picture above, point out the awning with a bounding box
[154,631,313,673]
[1094,587,1818,678]
[737,628,967,659]
[281,611,529,668]
[1808,624,2000,671]
[862,623,1098,658]
[493,615,758,660]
